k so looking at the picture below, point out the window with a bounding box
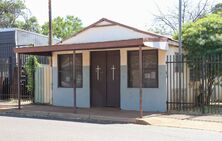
[58,54,82,88]
[128,50,158,88]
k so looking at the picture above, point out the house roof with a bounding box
[14,38,145,56]
[61,18,178,45]
[14,18,178,56]
[0,28,60,43]
[0,28,16,32]
[62,18,162,42]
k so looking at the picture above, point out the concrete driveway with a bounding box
[0,116,221,141]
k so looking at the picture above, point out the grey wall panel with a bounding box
[17,30,48,46]
[0,43,16,58]
[16,30,59,46]
[0,31,15,44]
[0,31,16,58]
[120,65,167,112]
[52,66,90,108]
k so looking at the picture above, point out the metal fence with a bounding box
[166,55,222,114]
[0,55,50,107]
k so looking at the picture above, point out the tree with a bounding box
[212,3,222,14]
[181,13,222,105]
[14,16,41,33]
[151,0,214,35]
[182,14,222,57]
[0,0,41,33]
[147,23,169,35]
[0,0,27,28]
[41,16,83,39]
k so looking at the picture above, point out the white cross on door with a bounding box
[95,65,101,80]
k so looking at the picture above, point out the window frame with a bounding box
[127,49,159,88]
[57,53,83,88]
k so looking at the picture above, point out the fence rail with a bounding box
[166,55,222,114]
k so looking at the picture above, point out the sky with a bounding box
[25,0,220,31]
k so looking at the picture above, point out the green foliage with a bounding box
[24,56,40,92]
[14,16,41,33]
[0,0,41,33]
[147,23,169,35]
[0,0,26,28]
[181,14,222,58]
[175,12,222,104]
[41,15,83,39]
[212,3,222,14]
[0,1,83,36]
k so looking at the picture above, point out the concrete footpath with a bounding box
[138,114,222,132]
[1,104,222,132]
[0,105,143,123]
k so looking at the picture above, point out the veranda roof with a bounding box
[14,38,177,56]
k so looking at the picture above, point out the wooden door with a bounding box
[106,51,120,107]
[91,51,107,107]
[90,51,120,108]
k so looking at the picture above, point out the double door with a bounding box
[91,51,120,107]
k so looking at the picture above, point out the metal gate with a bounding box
[0,55,51,108]
[166,55,222,114]
[0,56,33,107]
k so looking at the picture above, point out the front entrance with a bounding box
[91,51,120,108]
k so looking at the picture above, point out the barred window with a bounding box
[58,54,82,88]
[128,50,158,88]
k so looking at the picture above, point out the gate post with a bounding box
[18,53,21,109]
[201,57,205,114]
[73,50,76,113]
[139,46,143,118]
[166,56,169,112]
[32,58,35,103]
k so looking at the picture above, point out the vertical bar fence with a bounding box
[0,54,51,108]
[166,54,222,115]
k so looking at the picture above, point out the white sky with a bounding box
[25,0,220,31]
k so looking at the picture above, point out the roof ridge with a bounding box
[61,18,175,44]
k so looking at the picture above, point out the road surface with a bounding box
[0,116,221,141]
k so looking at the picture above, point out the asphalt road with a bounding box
[0,116,221,141]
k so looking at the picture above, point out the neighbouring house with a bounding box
[0,28,59,99]
[14,18,179,112]
[0,28,59,59]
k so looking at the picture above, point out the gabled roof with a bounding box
[61,18,177,45]
[13,18,179,56]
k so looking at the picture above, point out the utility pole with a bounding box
[178,0,183,109]
[48,0,52,46]
[178,0,182,55]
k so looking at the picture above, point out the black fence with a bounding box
[166,55,222,114]
[0,57,31,102]
[0,55,49,105]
